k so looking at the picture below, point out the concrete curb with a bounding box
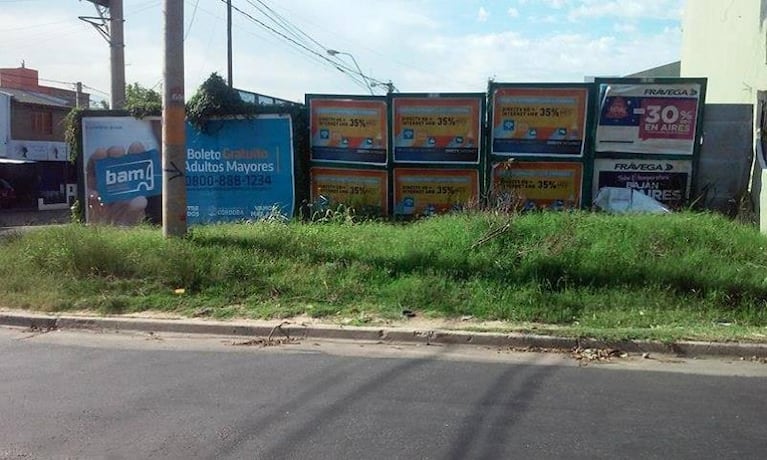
[2,312,767,359]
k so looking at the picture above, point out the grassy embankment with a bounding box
[2,211,767,342]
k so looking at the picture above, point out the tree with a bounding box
[186,73,251,131]
[125,82,162,116]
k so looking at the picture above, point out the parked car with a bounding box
[0,178,17,208]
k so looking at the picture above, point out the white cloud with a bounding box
[406,26,681,90]
[543,0,568,9]
[477,7,490,22]
[508,7,520,18]
[614,23,638,33]
[567,0,684,21]
[528,14,561,24]
[0,0,685,102]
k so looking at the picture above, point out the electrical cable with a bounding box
[227,9,371,92]
[224,0,386,92]
[185,0,201,40]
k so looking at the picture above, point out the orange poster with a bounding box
[311,167,388,216]
[394,168,479,216]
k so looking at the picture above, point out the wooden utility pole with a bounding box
[110,0,125,109]
[227,0,233,87]
[162,0,187,237]
[75,82,83,108]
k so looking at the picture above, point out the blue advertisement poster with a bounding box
[185,115,295,223]
[81,116,163,225]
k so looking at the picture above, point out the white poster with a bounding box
[81,116,162,225]
[8,140,68,161]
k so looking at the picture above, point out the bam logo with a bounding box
[105,159,154,192]
[95,149,161,204]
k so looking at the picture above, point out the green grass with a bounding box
[2,211,767,342]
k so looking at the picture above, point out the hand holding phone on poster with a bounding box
[86,142,150,225]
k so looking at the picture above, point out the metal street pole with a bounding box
[80,0,125,109]
[163,0,187,237]
[327,49,374,95]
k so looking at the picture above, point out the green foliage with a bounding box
[69,200,82,224]
[185,73,252,131]
[3,212,767,342]
[63,107,84,163]
[125,82,162,118]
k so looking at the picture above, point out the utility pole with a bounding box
[75,82,83,108]
[162,0,186,237]
[79,0,126,109]
[110,0,125,109]
[227,0,233,87]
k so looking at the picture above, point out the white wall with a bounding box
[681,0,767,104]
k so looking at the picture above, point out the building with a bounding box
[625,61,681,79]
[681,1,766,104]
[680,0,767,228]
[0,64,89,208]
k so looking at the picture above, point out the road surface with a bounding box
[1,327,765,459]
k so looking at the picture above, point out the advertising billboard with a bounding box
[595,82,702,155]
[310,97,388,164]
[81,116,162,225]
[491,86,588,157]
[185,115,295,223]
[392,95,482,163]
[310,167,388,216]
[593,158,692,208]
[8,140,68,161]
[393,168,479,216]
[491,161,583,210]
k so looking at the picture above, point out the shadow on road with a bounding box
[218,346,450,457]
[447,360,559,459]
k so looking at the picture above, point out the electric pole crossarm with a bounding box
[78,16,111,43]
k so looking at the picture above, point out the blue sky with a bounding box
[0,0,685,104]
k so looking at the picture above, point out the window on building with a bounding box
[31,111,53,134]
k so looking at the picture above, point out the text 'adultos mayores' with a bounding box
[186,148,276,174]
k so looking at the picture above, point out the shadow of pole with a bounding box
[447,358,560,459]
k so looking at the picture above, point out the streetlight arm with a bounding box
[326,49,374,95]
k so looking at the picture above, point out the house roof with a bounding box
[0,88,70,108]
[625,61,682,79]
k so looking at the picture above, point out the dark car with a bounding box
[0,178,17,208]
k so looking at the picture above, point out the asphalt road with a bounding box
[1,327,766,459]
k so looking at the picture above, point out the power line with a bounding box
[81,84,110,97]
[227,8,371,93]
[0,19,73,32]
[244,0,327,53]
[245,0,375,92]
[224,0,389,92]
[258,1,425,82]
[185,0,201,40]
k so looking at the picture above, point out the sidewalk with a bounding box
[0,208,70,227]
[2,311,767,359]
